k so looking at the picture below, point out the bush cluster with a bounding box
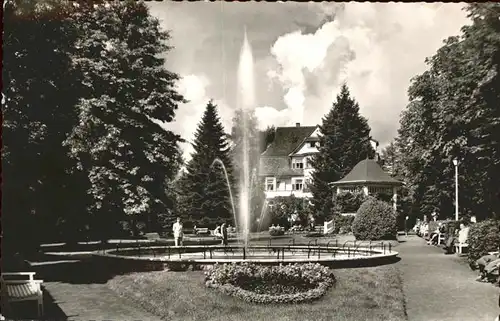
[334,191,367,213]
[333,215,355,234]
[269,226,285,236]
[467,219,500,264]
[352,197,397,241]
[205,263,335,304]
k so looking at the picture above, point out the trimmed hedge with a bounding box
[205,263,335,304]
[352,197,397,241]
[467,219,500,265]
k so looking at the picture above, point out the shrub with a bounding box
[352,197,397,240]
[267,196,313,228]
[205,263,335,304]
[269,226,285,236]
[467,219,500,265]
[333,215,355,234]
[334,191,367,213]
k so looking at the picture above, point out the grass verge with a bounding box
[107,264,407,321]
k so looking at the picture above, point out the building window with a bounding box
[309,142,315,148]
[293,179,303,191]
[292,158,304,169]
[265,177,275,191]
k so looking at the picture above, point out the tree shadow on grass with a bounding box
[31,259,119,285]
[330,256,402,269]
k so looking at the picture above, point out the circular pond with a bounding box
[93,243,398,269]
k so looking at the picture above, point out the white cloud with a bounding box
[159,74,234,161]
[261,3,469,147]
[148,2,470,155]
[254,106,290,130]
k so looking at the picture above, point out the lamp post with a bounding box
[452,158,459,221]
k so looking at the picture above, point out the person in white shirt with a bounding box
[213,225,221,238]
[172,217,183,247]
[457,223,470,245]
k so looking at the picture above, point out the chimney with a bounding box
[296,123,300,127]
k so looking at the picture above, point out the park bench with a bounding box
[0,272,44,318]
[196,228,210,235]
[144,233,161,240]
[454,242,468,255]
[437,232,446,245]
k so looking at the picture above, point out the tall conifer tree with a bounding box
[310,84,374,221]
[179,101,235,225]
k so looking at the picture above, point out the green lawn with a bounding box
[107,264,407,321]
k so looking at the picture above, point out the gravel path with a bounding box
[397,235,499,321]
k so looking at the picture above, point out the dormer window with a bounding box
[292,158,304,169]
[309,142,315,148]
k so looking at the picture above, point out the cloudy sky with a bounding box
[147,2,470,160]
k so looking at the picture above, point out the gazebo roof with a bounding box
[330,159,402,186]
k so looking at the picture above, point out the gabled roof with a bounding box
[258,157,303,177]
[261,126,317,157]
[330,159,402,186]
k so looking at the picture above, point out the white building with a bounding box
[258,123,379,200]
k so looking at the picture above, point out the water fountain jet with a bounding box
[237,27,256,247]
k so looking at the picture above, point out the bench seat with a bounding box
[6,282,40,299]
[196,228,210,235]
[455,243,468,255]
[1,272,44,317]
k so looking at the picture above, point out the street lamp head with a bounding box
[452,158,458,166]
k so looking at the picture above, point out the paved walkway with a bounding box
[397,235,499,321]
[32,260,162,321]
[43,281,162,321]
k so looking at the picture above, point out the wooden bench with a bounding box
[195,228,210,235]
[1,272,44,318]
[437,233,446,245]
[455,243,468,255]
[144,232,161,240]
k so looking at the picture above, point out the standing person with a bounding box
[221,223,228,246]
[172,217,183,247]
[404,216,409,236]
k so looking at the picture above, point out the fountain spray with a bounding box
[237,27,255,247]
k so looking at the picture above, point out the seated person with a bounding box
[427,223,442,245]
[413,220,422,234]
[444,223,469,253]
[456,223,469,245]
[213,225,222,238]
[475,252,500,282]
[444,223,458,254]
[419,223,429,238]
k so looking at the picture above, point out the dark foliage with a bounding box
[177,101,235,225]
[467,219,500,264]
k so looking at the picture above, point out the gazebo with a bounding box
[329,159,403,212]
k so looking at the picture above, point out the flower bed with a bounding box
[205,263,335,304]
